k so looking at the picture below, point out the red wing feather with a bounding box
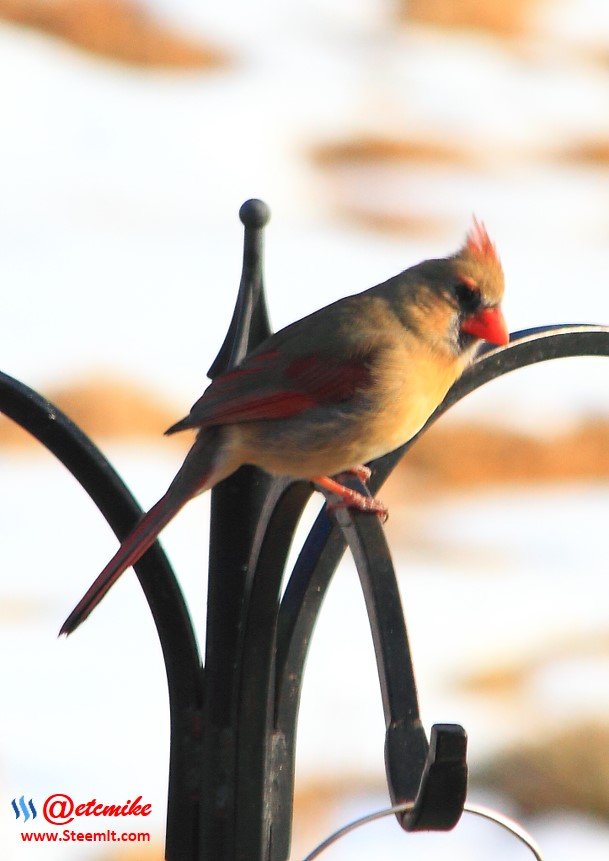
[194,389,317,424]
[285,354,371,402]
[167,349,373,433]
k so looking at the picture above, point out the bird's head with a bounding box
[402,218,508,357]
[451,217,507,347]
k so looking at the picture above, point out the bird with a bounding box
[60,219,508,636]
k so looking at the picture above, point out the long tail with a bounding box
[59,492,187,636]
[60,430,223,636]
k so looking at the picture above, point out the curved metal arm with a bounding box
[274,323,609,843]
[0,370,202,857]
[329,489,468,831]
[371,324,609,489]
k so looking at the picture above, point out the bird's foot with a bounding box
[312,475,388,522]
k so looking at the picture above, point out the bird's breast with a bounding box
[362,341,466,460]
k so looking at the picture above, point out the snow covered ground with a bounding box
[1,1,609,857]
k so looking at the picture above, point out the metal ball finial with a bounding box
[239,199,270,229]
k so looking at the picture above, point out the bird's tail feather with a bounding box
[59,491,187,636]
[60,429,223,637]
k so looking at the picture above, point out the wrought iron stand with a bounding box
[2,200,609,860]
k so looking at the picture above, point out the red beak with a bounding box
[460,306,509,346]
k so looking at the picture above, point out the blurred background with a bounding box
[1,0,609,858]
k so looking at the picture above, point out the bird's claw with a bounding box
[345,464,372,483]
[327,494,388,522]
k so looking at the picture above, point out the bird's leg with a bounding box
[311,475,388,521]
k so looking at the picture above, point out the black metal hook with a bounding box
[326,477,468,832]
[399,723,468,830]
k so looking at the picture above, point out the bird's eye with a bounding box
[454,278,481,311]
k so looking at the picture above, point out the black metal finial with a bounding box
[239,198,271,229]
[207,199,272,379]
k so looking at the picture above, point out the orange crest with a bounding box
[462,217,499,265]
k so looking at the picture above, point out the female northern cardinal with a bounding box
[61,219,507,635]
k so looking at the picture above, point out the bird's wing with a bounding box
[166,346,374,434]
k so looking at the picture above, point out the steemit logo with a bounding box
[11,796,37,822]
